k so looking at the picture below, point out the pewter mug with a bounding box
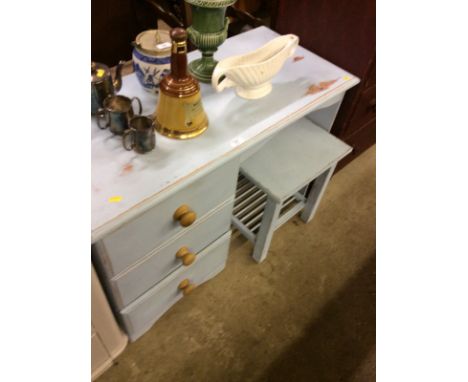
[97,95,142,135]
[123,116,156,154]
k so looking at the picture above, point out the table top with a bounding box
[91,26,359,242]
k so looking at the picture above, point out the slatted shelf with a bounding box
[232,174,309,242]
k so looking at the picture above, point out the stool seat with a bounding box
[241,118,352,202]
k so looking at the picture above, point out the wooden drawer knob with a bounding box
[178,278,196,296]
[175,246,196,266]
[173,204,197,227]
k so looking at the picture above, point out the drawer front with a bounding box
[108,200,233,309]
[96,159,239,276]
[120,231,231,342]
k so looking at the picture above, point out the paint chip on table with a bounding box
[305,78,338,96]
[121,163,134,175]
[108,196,123,203]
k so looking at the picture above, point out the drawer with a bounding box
[94,159,239,276]
[120,231,231,342]
[106,199,233,309]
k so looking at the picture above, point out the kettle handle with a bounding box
[113,60,126,92]
[212,66,235,93]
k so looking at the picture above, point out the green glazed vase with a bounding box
[185,0,236,83]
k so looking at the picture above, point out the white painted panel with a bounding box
[91,266,127,352]
[91,334,111,379]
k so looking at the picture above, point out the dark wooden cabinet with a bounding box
[273,0,376,168]
[91,0,138,66]
[91,0,186,66]
[91,0,274,66]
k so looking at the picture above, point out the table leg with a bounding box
[252,197,282,263]
[306,94,343,132]
[300,164,337,224]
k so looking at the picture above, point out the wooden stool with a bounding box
[232,117,352,263]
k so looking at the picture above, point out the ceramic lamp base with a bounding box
[236,83,273,100]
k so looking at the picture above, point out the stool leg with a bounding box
[252,197,282,263]
[300,164,336,224]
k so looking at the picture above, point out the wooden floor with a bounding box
[97,145,376,382]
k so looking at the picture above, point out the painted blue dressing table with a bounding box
[92,26,359,341]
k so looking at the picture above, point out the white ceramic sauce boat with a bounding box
[211,34,299,99]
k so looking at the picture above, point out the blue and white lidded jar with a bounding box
[132,29,171,94]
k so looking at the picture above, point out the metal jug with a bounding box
[91,61,124,115]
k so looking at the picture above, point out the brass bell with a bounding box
[154,28,209,139]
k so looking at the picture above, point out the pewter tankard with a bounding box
[97,95,142,135]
